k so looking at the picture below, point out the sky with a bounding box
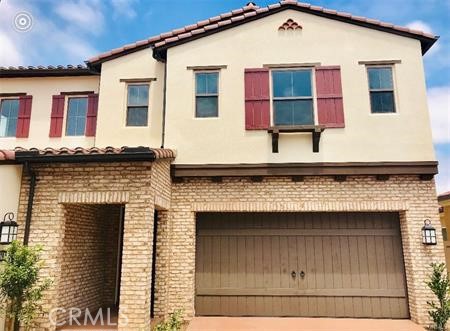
[0,0,449,193]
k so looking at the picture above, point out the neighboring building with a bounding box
[439,192,450,268]
[0,1,444,330]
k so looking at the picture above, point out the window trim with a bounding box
[0,97,20,138]
[194,70,220,119]
[125,83,150,127]
[366,65,398,115]
[270,67,317,126]
[65,96,89,137]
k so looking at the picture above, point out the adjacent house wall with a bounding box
[165,9,435,164]
[439,200,450,268]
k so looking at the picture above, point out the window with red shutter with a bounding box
[315,66,345,128]
[16,95,33,138]
[49,95,65,137]
[0,99,20,137]
[244,68,270,130]
[86,94,99,136]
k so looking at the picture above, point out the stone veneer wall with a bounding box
[156,175,444,326]
[16,160,172,331]
[56,204,116,322]
[103,205,121,307]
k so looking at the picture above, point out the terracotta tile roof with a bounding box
[0,65,96,78]
[87,0,438,65]
[0,64,88,70]
[0,146,176,162]
[14,146,123,155]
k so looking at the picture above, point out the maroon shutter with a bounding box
[244,68,270,130]
[85,94,99,136]
[315,66,345,128]
[49,95,65,137]
[16,95,32,138]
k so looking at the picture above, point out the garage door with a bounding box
[195,212,409,318]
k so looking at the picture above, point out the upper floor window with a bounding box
[66,97,88,136]
[0,99,19,137]
[127,84,149,126]
[195,72,218,118]
[272,69,314,125]
[367,67,395,113]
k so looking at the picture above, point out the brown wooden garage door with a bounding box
[195,212,409,318]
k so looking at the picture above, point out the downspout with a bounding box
[150,209,158,318]
[23,162,36,246]
[161,59,168,148]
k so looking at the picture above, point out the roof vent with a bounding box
[245,2,258,9]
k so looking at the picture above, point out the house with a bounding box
[439,192,450,268]
[0,1,444,330]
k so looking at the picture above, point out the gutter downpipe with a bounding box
[23,161,36,246]
[161,57,168,148]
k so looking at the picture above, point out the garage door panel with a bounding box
[195,212,409,318]
[296,236,307,290]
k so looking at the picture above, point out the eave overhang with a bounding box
[172,161,439,178]
[0,147,176,164]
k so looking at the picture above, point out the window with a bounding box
[66,97,88,136]
[272,69,314,125]
[195,72,218,117]
[0,99,19,137]
[368,67,395,113]
[127,84,149,126]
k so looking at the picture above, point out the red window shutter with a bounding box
[85,94,99,136]
[315,66,345,128]
[49,95,65,137]
[16,95,33,138]
[244,68,270,130]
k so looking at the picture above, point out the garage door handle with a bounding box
[291,271,296,278]
[299,271,305,278]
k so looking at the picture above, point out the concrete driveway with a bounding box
[186,317,426,331]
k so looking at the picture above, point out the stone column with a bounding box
[400,201,445,325]
[118,201,155,331]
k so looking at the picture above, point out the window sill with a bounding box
[268,125,325,133]
[268,125,325,153]
[369,112,398,116]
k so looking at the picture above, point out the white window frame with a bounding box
[366,65,399,115]
[269,67,317,126]
[64,96,89,137]
[194,70,220,119]
[125,83,150,127]
[0,97,20,138]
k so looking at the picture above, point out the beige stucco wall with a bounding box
[0,76,99,150]
[165,9,435,164]
[95,49,164,148]
[0,165,22,219]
